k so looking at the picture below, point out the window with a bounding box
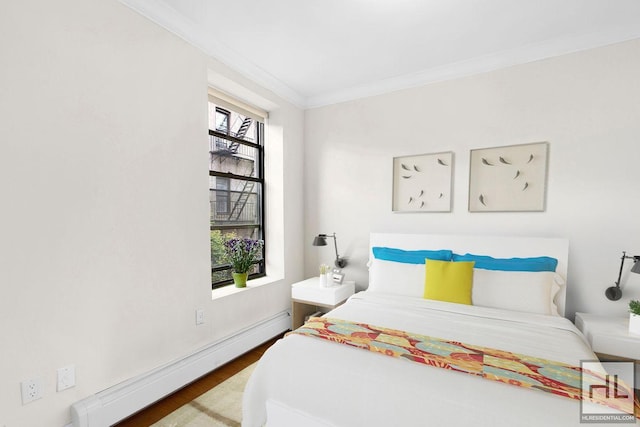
[208,93,265,289]
[215,177,230,214]
[215,107,230,134]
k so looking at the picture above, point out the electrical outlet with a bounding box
[21,377,43,404]
[196,309,204,325]
[57,365,75,392]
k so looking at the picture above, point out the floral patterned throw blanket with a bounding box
[290,317,639,418]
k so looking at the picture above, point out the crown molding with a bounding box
[119,0,306,108]
[306,29,640,109]
[120,0,640,110]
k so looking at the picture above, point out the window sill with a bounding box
[211,275,283,301]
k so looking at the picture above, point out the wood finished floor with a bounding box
[114,334,283,427]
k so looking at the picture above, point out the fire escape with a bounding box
[210,113,256,224]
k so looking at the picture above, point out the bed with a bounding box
[243,233,638,426]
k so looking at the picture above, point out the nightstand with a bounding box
[290,277,355,330]
[575,312,640,388]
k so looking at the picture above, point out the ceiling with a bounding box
[121,0,640,108]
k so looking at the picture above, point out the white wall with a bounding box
[304,39,640,319]
[0,0,303,425]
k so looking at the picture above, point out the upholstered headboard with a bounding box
[369,233,569,317]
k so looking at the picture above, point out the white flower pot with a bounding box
[629,313,640,335]
[319,274,328,288]
[319,272,333,288]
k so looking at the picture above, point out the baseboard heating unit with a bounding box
[71,310,290,427]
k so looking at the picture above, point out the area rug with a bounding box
[152,363,256,427]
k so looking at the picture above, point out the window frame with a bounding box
[209,101,266,289]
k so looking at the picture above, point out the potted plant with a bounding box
[223,237,264,288]
[629,300,640,335]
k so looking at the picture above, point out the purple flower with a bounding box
[223,237,264,273]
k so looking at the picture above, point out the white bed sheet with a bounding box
[243,292,631,427]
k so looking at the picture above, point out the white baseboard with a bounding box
[71,310,290,427]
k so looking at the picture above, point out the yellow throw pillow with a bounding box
[424,259,475,305]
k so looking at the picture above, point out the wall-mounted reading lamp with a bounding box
[312,233,347,268]
[605,251,640,301]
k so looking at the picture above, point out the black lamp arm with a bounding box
[614,252,640,285]
[614,251,628,287]
[331,233,340,258]
[329,233,347,268]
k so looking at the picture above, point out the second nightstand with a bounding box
[575,312,640,361]
[575,312,640,389]
[291,277,355,330]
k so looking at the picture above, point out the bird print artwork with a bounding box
[393,152,453,212]
[469,142,548,211]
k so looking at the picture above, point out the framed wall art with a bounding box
[468,141,549,212]
[392,151,453,212]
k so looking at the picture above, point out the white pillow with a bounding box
[367,258,426,298]
[471,269,565,316]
